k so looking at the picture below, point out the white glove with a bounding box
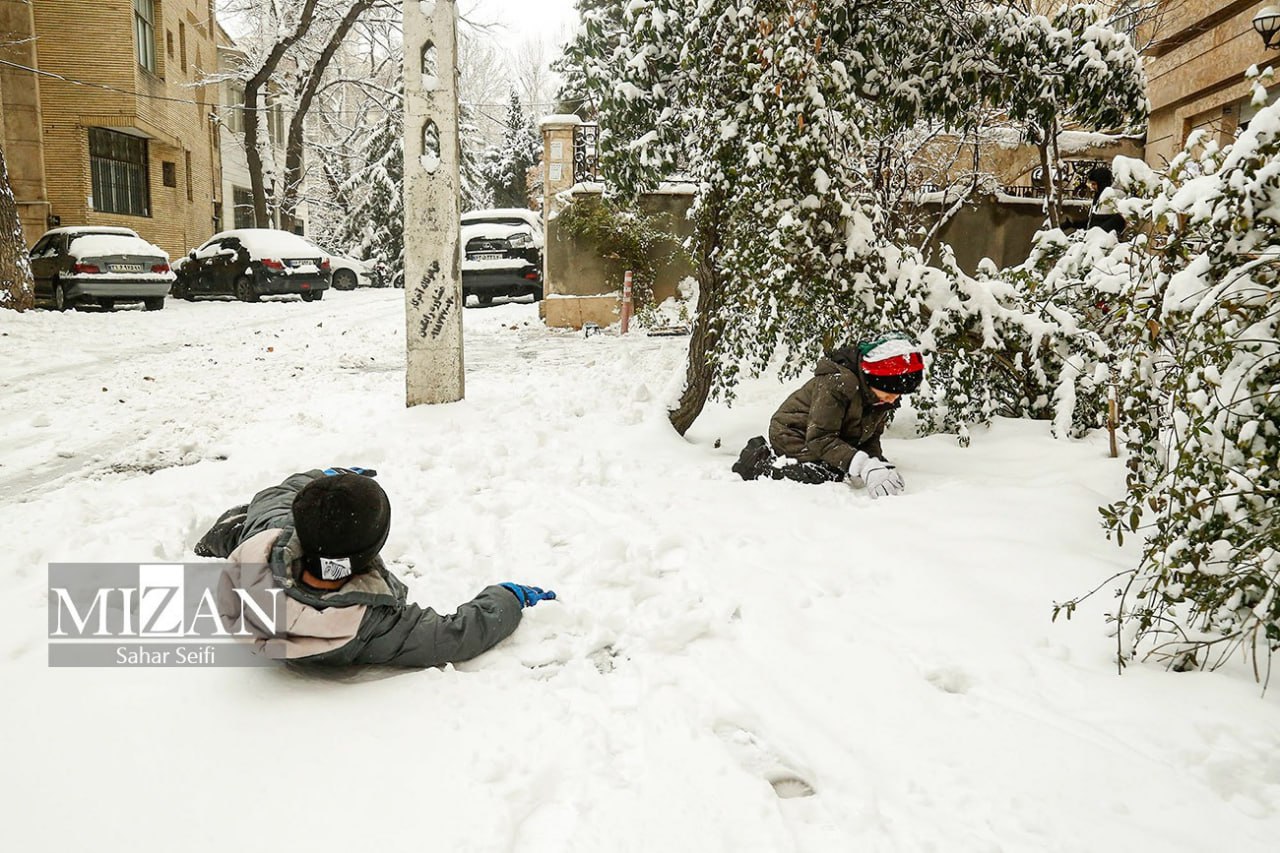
[848,451,905,499]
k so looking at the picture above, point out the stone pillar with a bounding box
[539,114,581,227]
[537,115,582,324]
[403,0,463,406]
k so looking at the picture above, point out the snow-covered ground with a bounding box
[2,290,1278,851]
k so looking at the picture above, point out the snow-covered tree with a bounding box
[218,0,395,228]
[0,141,33,311]
[481,90,540,210]
[976,4,1147,225]
[331,107,405,288]
[562,0,1146,434]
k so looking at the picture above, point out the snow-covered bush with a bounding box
[554,196,689,323]
[1086,87,1280,672]
[893,235,1119,441]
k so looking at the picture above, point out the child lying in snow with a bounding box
[196,468,554,667]
[731,334,924,498]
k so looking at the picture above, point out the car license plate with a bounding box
[111,264,144,272]
[472,252,505,261]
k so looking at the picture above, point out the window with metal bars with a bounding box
[233,187,255,229]
[90,128,150,217]
[134,0,156,73]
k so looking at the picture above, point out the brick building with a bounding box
[1144,1,1275,167]
[0,0,222,258]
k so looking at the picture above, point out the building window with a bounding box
[166,31,174,58]
[185,151,193,201]
[162,161,177,187]
[267,97,286,147]
[225,81,246,134]
[90,128,150,217]
[233,187,255,229]
[134,0,157,73]
[179,22,187,72]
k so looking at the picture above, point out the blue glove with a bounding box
[500,582,557,608]
[323,466,377,477]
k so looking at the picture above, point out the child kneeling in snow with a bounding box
[731,334,924,498]
[196,468,554,667]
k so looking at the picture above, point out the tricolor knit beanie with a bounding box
[858,333,925,395]
[292,474,391,574]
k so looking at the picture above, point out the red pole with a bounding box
[621,269,634,334]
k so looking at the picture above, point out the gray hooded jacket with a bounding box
[215,470,522,667]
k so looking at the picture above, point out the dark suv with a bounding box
[460,208,544,305]
[174,228,331,302]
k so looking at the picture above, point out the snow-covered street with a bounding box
[3,290,1278,851]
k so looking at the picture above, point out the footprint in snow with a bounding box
[714,722,817,799]
[924,666,974,695]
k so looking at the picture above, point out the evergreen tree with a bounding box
[482,90,540,209]
[562,0,1145,434]
[460,103,494,212]
[335,109,405,289]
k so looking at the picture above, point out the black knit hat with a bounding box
[291,474,391,574]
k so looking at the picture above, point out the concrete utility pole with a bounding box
[403,0,464,405]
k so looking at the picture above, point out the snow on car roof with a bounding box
[206,228,323,256]
[462,208,541,226]
[67,233,168,260]
[42,226,139,237]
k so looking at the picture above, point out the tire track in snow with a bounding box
[0,294,400,501]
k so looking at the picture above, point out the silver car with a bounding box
[29,226,175,311]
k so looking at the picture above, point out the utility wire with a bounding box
[0,58,565,115]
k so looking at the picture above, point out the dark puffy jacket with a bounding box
[215,470,522,668]
[768,351,898,472]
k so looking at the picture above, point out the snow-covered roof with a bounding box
[206,228,323,257]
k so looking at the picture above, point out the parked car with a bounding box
[29,226,174,311]
[173,228,331,302]
[299,240,382,290]
[460,208,543,305]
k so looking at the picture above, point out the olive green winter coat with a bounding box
[767,354,898,472]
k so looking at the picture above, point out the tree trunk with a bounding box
[244,103,271,227]
[668,195,725,436]
[1036,115,1062,229]
[241,0,321,228]
[0,142,33,311]
[280,0,374,233]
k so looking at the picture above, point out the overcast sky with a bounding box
[219,1,580,52]
[461,0,579,52]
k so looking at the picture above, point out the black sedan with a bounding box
[174,228,331,302]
